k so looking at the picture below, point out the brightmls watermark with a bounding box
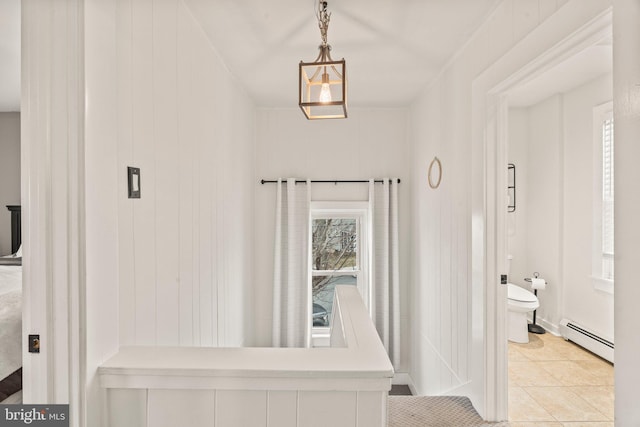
[0,405,68,426]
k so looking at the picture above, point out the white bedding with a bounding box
[0,265,22,296]
[0,264,22,381]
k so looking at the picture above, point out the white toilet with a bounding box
[507,283,539,343]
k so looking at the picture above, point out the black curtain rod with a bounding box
[260,179,401,185]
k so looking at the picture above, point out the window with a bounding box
[592,102,614,292]
[601,113,614,280]
[310,202,369,341]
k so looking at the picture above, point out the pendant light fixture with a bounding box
[299,1,347,119]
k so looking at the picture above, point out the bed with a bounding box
[1,205,21,389]
[0,260,21,382]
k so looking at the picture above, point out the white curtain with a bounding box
[272,178,311,348]
[369,178,401,368]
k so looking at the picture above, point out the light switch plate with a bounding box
[128,167,141,198]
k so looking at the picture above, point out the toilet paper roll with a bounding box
[531,277,546,290]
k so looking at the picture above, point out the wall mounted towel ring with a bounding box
[428,157,442,189]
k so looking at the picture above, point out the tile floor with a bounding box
[509,331,614,427]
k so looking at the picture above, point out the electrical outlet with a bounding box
[501,275,507,285]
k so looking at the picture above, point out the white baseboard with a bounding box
[436,380,473,396]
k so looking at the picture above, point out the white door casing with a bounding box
[475,7,612,421]
[21,0,86,425]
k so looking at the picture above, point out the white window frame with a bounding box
[309,201,370,345]
[592,101,614,294]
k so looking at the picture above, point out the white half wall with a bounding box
[253,108,411,371]
[0,112,20,256]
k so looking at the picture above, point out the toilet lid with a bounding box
[507,283,537,303]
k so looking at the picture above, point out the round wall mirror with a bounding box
[428,157,442,189]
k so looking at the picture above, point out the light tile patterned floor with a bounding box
[508,332,614,427]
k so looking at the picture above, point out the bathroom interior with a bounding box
[504,35,615,424]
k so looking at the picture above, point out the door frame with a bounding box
[476,8,612,421]
[21,1,86,425]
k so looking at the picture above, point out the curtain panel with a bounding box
[369,179,401,368]
[272,178,311,348]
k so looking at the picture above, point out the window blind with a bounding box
[602,116,614,280]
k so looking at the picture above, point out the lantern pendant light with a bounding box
[299,1,347,119]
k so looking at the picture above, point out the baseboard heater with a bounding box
[559,319,613,363]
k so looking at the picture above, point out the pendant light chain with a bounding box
[316,1,331,48]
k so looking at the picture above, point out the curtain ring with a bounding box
[428,157,442,189]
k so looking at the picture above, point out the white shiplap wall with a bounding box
[408,0,611,414]
[112,0,256,348]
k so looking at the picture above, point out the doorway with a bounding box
[505,42,614,422]
[483,9,614,423]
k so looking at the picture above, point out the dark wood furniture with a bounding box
[6,205,21,254]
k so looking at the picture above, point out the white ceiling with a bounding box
[0,1,612,113]
[4,0,504,111]
[0,0,20,112]
[182,0,501,108]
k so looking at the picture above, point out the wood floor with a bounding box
[0,368,21,402]
[508,332,614,427]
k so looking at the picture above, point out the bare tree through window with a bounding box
[311,218,358,326]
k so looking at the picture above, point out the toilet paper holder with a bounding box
[524,271,546,283]
[524,272,546,335]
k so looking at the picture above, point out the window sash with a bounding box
[312,270,360,276]
[309,202,370,340]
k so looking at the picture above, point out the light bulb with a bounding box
[319,83,332,103]
[319,72,332,103]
